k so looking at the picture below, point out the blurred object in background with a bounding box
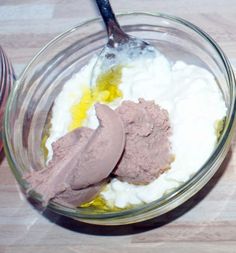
[0,46,15,151]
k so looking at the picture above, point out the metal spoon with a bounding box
[91,0,156,87]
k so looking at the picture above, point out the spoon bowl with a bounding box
[91,0,157,87]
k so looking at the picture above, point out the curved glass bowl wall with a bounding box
[3,13,236,225]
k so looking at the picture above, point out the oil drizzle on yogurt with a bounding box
[69,65,123,131]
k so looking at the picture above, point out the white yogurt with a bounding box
[46,51,227,208]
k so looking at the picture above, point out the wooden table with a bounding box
[0,1,236,252]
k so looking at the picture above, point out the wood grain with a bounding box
[0,0,236,252]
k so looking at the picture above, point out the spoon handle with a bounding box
[95,0,128,43]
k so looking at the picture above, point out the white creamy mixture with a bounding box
[46,52,226,208]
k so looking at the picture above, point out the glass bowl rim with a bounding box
[3,12,236,223]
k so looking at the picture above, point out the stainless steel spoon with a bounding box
[91,0,156,87]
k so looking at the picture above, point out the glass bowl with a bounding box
[0,46,14,151]
[3,13,236,225]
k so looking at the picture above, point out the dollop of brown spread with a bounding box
[25,99,173,207]
[114,98,173,184]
